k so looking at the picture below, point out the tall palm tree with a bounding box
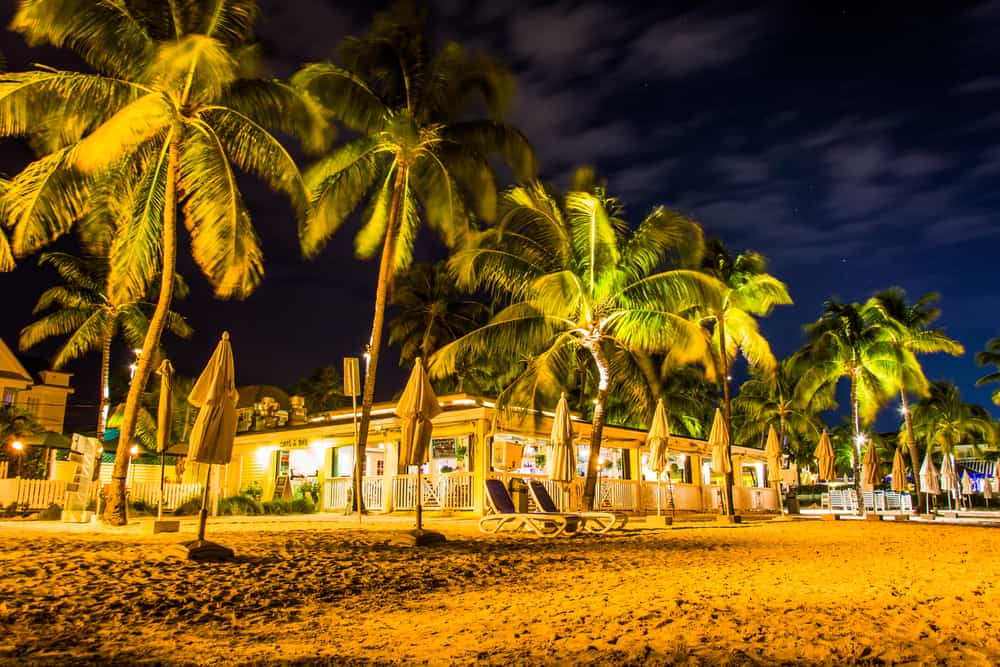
[911,381,995,458]
[869,288,963,504]
[287,365,352,413]
[975,333,1000,406]
[292,1,535,509]
[1,0,323,524]
[18,252,192,436]
[699,242,791,514]
[387,261,492,368]
[732,359,824,482]
[429,182,722,509]
[794,299,907,513]
[0,176,11,271]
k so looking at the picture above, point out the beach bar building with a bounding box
[211,393,778,516]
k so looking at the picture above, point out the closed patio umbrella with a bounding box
[961,470,974,508]
[646,399,671,517]
[155,359,174,521]
[814,429,835,482]
[764,425,785,513]
[546,392,576,511]
[861,442,881,488]
[891,447,907,494]
[707,408,732,515]
[919,451,940,514]
[394,358,444,546]
[940,454,958,510]
[183,332,239,561]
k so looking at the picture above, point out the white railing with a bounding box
[129,482,203,510]
[393,473,475,511]
[733,486,778,511]
[0,478,68,509]
[323,477,384,511]
[572,478,639,511]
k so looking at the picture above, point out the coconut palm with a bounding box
[0,176,11,271]
[18,252,192,436]
[869,288,963,505]
[1,0,324,524]
[699,242,791,514]
[429,181,722,508]
[794,299,908,513]
[911,381,995,459]
[732,359,824,482]
[975,333,1000,406]
[292,1,535,509]
[287,365,352,413]
[388,261,492,368]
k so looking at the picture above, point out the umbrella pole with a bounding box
[158,450,166,520]
[198,464,212,543]
[416,466,423,532]
[656,472,661,517]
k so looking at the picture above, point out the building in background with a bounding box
[0,337,74,433]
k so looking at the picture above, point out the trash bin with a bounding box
[785,491,800,515]
[508,477,529,513]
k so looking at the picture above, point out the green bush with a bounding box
[291,497,316,514]
[218,495,264,516]
[39,503,62,521]
[174,495,204,516]
[239,481,263,502]
[129,498,155,515]
[262,499,292,515]
[2,502,19,518]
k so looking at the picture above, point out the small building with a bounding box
[0,337,74,432]
[197,393,777,515]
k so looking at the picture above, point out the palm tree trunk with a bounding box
[717,315,736,516]
[355,165,408,513]
[901,391,923,511]
[850,367,864,516]
[580,341,610,511]
[103,138,178,526]
[97,323,113,436]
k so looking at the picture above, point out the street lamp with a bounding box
[11,439,24,478]
[128,348,142,381]
[128,444,139,487]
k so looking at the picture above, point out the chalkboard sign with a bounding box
[431,437,456,459]
[272,475,293,500]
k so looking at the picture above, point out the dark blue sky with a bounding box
[1,1,998,431]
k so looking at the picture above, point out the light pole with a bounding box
[128,444,139,488]
[11,439,24,478]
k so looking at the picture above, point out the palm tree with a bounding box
[975,333,1000,406]
[732,359,824,483]
[387,261,492,369]
[292,1,535,509]
[0,176,11,271]
[699,242,791,514]
[1,0,323,524]
[794,299,906,513]
[429,181,722,509]
[287,366,352,413]
[18,252,192,436]
[869,288,963,505]
[911,381,995,459]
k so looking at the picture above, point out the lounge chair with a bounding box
[526,480,627,534]
[479,479,580,537]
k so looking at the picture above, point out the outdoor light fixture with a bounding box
[11,440,23,451]
[129,444,139,456]
[854,433,867,447]
[898,404,908,416]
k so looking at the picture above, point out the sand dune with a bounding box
[0,516,998,665]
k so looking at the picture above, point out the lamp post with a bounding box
[11,439,24,478]
[128,444,139,487]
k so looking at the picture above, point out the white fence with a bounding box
[0,478,204,511]
[393,472,475,511]
[323,476,385,512]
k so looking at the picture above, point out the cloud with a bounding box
[954,76,1000,94]
[712,155,771,185]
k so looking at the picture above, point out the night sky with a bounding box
[1,1,999,432]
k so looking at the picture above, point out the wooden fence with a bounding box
[0,478,203,511]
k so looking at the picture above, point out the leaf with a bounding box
[71,93,173,173]
[291,62,389,135]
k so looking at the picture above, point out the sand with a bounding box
[0,515,998,666]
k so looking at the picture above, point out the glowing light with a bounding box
[133,348,143,357]
[129,445,139,456]
[11,440,24,451]
[898,404,908,416]
[854,433,867,447]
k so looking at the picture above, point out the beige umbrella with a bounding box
[814,429,835,482]
[918,449,940,513]
[546,392,576,510]
[861,442,882,487]
[891,447,907,493]
[646,399,671,517]
[394,358,444,545]
[764,425,785,513]
[961,470,974,506]
[707,407,732,515]
[183,332,239,561]
[155,359,174,520]
[940,453,958,510]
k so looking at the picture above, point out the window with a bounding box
[2,388,13,405]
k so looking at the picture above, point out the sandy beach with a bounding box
[1,515,998,666]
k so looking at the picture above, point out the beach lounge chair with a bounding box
[479,479,580,537]
[526,480,627,534]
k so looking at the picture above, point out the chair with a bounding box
[479,479,580,537]
[526,480,627,534]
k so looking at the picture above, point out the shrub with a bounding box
[219,495,264,516]
[174,495,204,516]
[39,503,62,521]
[262,499,292,515]
[2,502,18,518]
[291,497,316,514]
[129,498,155,515]
[239,481,263,502]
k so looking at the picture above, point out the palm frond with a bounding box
[70,93,172,173]
[218,78,334,155]
[292,62,389,135]
[442,120,536,182]
[145,34,238,105]
[197,0,256,48]
[5,148,90,256]
[18,307,90,352]
[411,154,470,247]
[620,206,704,281]
[49,309,109,369]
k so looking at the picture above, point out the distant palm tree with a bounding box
[699,242,791,514]
[19,252,192,435]
[430,181,721,508]
[911,381,995,459]
[287,366,352,413]
[795,299,907,513]
[975,333,1000,406]
[869,288,963,505]
[388,262,492,368]
[293,1,535,509]
[1,0,323,524]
